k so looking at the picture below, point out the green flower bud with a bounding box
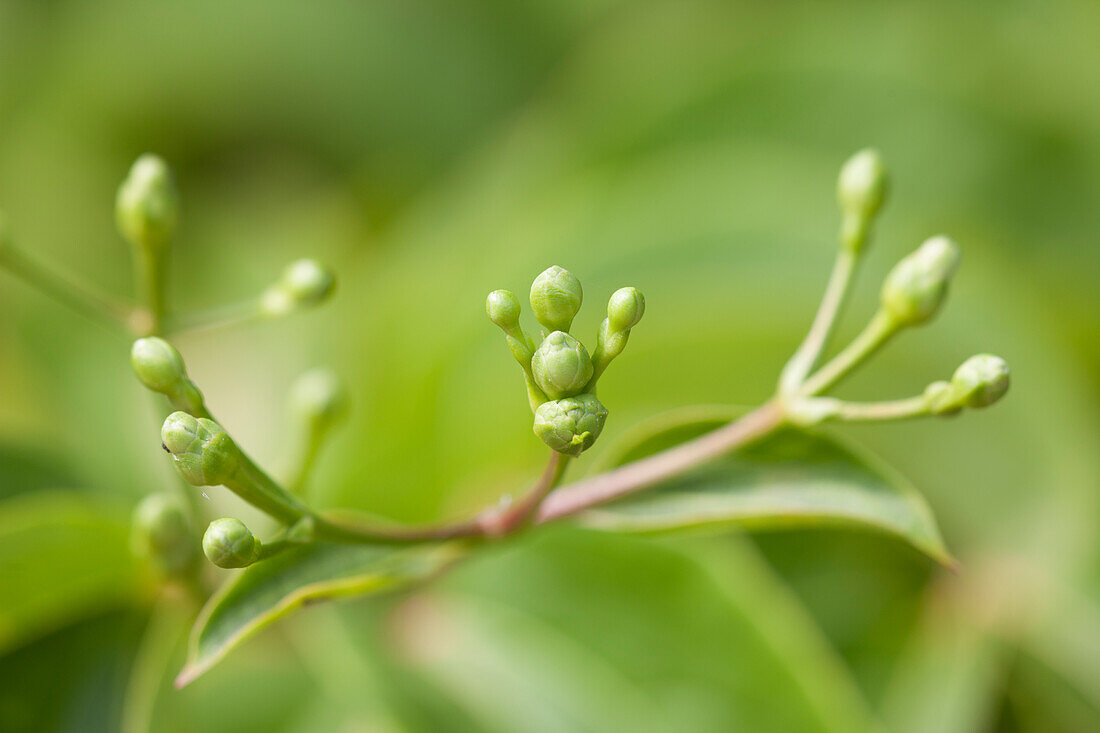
[289,368,346,429]
[530,265,583,333]
[116,154,179,249]
[262,259,335,315]
[951,354,1010,408]
[486,289,522,331]
[131,337,203,413]
[203,517,260,569]
[161,412,240,486]
[531,331,594,399]
[607,287,645,333]
[131,493,197,576]
[532,394,609,456]
[880,236,961,327]
[838,149,887,221]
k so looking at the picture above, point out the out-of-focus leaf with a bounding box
[0,610,146,733]
[0,490,147,653]
[399,527,877,733]
[177,540,466,687]
[576,406,953,567]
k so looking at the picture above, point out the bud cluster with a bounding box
[488,266,644,455]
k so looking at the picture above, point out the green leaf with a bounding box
[0,490,147,654]
[177,541,467,687]
[579,405,954,567]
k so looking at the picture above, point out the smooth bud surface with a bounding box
[607,287,645,332]
[116,154,179,249]
[881,236,961,327]
[262,259,335,315]
[131,493,197,576]
[486,289,521,331]
[530,265,583,332]
[131,337,188,394]
[532,394,609,456]
[289,368,346,427]
[952,354,1010,408]
[203,517,260,569]
[838,149,887,221]
[161,412,239,486]
[531,331,594,399]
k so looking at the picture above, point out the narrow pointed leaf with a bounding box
[580,406,953,566]
[178,541,466,687]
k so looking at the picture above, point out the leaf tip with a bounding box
[174,664,202,689]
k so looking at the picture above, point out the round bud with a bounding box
[131,337,188,395]
[880,236,961,327]
[951,354,1010,408]
[203,517,260,569]
[115,154,179,249]
[131,493,197,576]
[262,259,335,315]
[161,412,240,486]
[486,289,521,331]
[607,287,645,333]
[531,331,594,399]
[532,394,609,456]
[838,148,887,222]
[289,368,346,428]
[530,265,583,332]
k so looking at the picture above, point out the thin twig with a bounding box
[536,401,785,523]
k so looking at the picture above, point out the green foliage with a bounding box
[579,406,953,566]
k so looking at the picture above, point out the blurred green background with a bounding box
[1,0,1098,731]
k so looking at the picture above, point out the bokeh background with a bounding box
[1,1,1098,731]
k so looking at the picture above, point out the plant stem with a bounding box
[799,310,897,396]
[536,401,785,522]
[779,248,858,394]
[0,242,136,333]
[165,298,266,335]
[493,451,570,534]
[831,394,930,421]
[132,247,166,335]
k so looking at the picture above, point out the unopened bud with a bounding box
[161,412,240,486]
[606,287,645,333]
[203,517,260,569]
[289,368,346,431]
[881,236,961,327]
[951,354,1010,408]
[116,154,179,250]
[486,289,521,332]
[261,259,335,315]
[530,265,583,333]
[838,149,887,252]
[131,493,197,576]
[531,331,594,399]
[532,394,608,456]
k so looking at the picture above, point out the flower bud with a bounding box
[486,289,521,332]
[115,154,179,249]
[951,354,1010,408]
[880,236,961,327]
[261,259,335,315]
[838,149,887,222]
[203,517,260,569]
[532,394,609,456]
[289,368,346,430]
[607,287,645,333]
[530,265,583,333]
[161,412,240,486]
[131,337,203,412]
[531,331,594,399]
[131,493,197,576]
